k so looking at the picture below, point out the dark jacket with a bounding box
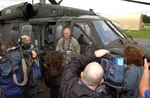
[45,68,62,88]
[45,67,63,98]
[123,64,143,98]
[58,50,101,98]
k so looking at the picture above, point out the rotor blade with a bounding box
[122,0,150,5]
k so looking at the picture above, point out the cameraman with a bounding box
[58,49,109,98]
[139,58,150,98]
[20,35,37,58]
[20,35,41,98]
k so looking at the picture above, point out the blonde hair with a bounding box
[20,35,30,43]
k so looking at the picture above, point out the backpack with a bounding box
[0,51,25,98]
[101,56,127,89]
[0,49,41,98]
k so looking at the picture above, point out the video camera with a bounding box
[100,53,127,89]
[6,44,33,60]
[102,53,124,66]
[95,52,127,98]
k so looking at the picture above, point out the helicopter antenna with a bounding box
[49,0,58,4]
[89,9,96,15]
[49,0,63,5]
[58,0,63,5]
[122,0,150,5]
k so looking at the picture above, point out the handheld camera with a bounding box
[143,54,150,62]
[100,53,126,89]
[100,53,125,72]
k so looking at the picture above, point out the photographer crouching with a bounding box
[57,49,109,98]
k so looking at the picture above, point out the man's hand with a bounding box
[144,58,150,70]
[95,49,109,58]
[139,58,150,98]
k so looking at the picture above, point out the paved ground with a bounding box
[37,80,50,98]
[134,38,150,51]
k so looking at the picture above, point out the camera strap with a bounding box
[62,37,72,51]
[11,46,28,86]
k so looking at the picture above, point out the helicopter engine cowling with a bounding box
[1,2,34,21]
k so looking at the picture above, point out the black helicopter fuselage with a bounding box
[0,2,149,61]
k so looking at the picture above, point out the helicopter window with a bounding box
[92,20,118,45]
[0,33,5,43]
[72,23,93,45]
[11,26,19,42]
[43,25,54,48]
[56,25,63,41]
[85,24,91,37]
[21,25,32,37]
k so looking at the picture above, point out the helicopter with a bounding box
[122,0,150,5]
[0,0,149,62]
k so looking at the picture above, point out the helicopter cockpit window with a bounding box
[72,23,94,45]
[11,26,19,42]
[21,25,32,37]
[106,20,125,38]
[92,20,118,45]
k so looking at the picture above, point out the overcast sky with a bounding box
[0,0,150,16]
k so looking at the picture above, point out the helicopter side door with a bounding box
[55,21,71,47]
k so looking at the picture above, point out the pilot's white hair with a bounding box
[21,35,30,39]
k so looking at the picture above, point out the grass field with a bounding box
[124,29,150,39]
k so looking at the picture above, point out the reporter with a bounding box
[20,35,41,98]
[58,49,109,98]
[123,45,143,98]
[139,59,150,98]
[44,51,64,98]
